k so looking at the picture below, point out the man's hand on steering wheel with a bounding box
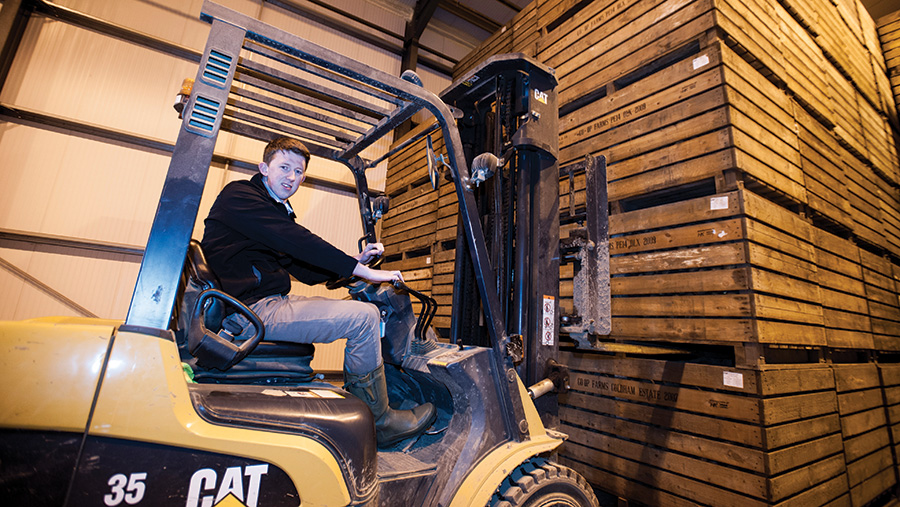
[352,263,403,284]
[327,246,403,290]
[355,242,385,265]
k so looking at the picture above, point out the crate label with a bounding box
[693,54,710,70]
[710,196,729,210]
[542,296,555,346]
[572,373,679,404]
[426,256,432,265]
[723,371,743,389]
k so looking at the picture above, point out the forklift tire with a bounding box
[489,457,600,507]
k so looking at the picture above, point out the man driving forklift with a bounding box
[200,136,436,448]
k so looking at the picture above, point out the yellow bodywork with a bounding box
[0,316,117,432]
[447,377,564,507]
[0,320,354,507]
[91,328,353,507]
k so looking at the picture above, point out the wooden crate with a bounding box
[535,0,590,33]
[860,249,900,351]
[558,350,850,506]
[559,38,809,207]
[813,228,873,350]
[790,0,880,111]
[868,7,898,131]
[794,101,852,232]
[879,362,900,487]
[876,172,900,256]
[511,1,539,56]
[429,248,455,333]
[565,186,825,347]
[777,0,832,127]
[541,0,720,111]
[832,363,897,506]
[843,156,886,251]
[878,10,900,128]
[859,95,900,184]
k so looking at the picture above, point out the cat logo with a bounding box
[533,88,548,105]
[186,464,268,507]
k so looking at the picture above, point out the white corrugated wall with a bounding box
[0,0,456,367]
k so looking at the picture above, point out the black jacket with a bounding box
[201,173,358,305]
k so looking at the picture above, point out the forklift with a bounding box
[0,2,610,505]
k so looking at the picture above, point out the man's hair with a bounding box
[262,137,311,166]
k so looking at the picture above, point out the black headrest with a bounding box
[187,239,219,290]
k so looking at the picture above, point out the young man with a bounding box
[201,136,435,447]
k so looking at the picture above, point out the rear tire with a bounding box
[489,457,599,507]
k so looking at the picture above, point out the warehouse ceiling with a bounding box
[267,0,533,75]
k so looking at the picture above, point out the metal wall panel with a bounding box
[0,0,457,328]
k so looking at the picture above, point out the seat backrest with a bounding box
[186,239,225,330]
[177,240,316,383]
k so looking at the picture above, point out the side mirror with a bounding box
[426,135,440,191]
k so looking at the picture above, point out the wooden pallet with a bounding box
[558,350,851,506]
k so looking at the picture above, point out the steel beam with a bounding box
[265,0,454,75]
[0,0,31,93]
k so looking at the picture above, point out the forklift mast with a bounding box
[440,57,562,413]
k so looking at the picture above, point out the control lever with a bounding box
[392,280,437,342]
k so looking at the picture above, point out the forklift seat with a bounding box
[177,239,316,384]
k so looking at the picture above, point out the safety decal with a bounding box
[542,295,555,346]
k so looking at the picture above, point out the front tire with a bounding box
[489,458,599,507]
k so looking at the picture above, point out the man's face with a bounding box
[259,150,307,200]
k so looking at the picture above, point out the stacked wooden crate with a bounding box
[559,351,850,506]
[832,363,896,507]
[458,0,900,342]
[381,0,900,503]
[814,227,874,350]
[380,125,459,331]
[880,362,900,491]
[585,187,826,348]
[861,248,900,351]
[880,11,900,128]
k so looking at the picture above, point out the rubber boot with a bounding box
[344,364,436,448]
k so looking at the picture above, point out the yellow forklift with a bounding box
[0,2,611,505]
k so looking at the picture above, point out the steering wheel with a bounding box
[188,288,265,371]
[327,240,385,290]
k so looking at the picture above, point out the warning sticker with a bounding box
[542,296,555,346]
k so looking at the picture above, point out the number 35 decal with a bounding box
[104,473,147,506]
